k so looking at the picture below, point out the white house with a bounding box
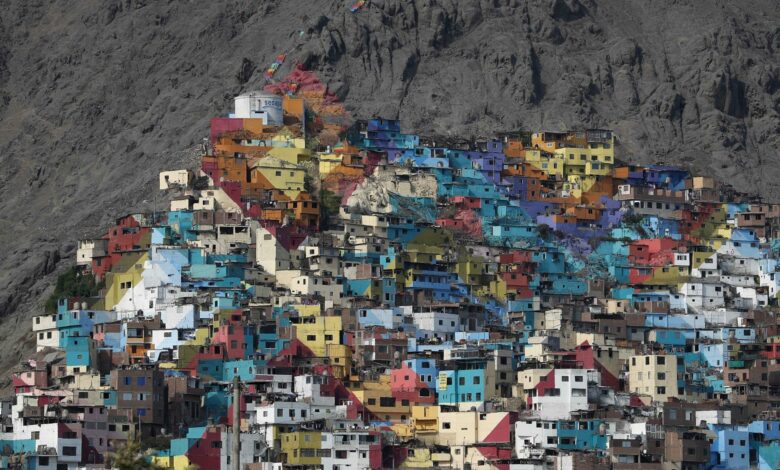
[412,311,460,339]
[32,314,60,351]
[159,169,191,190]
[320,428,380,470]
[528,369,598,420]
[76,239,107,267]
[515,420,559,450]
[256,227,293,274]
[680,281,725,312]
[294,374,336,406]
[691,252,718,279]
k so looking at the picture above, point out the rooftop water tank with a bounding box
[234,91,283,125]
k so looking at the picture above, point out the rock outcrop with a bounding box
[1,0,779,376]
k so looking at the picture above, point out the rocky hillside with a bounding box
[1,0,779,376]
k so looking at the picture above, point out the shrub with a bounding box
[45,266,103,312]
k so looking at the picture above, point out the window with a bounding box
[575,375,583,382]
[62,446,77,456]
[379,397,396,407]
[443,422,451,429]
[473,376,481,385]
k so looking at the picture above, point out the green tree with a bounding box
[193,175,210,190]
[106,437,163,470]
[45,266,103,312]
[319,189,342,230]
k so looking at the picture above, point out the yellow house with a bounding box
[524,149,564,177]
[552,143,614,178]
[641,265,688,286]
[318,151,344,176]
[294,315,342,357]
[691,204,729,240]
[489,278,508,303]
[250,156,306,199]
[391,422,414,441]
[562,175,583,198]
[267,146,312,166]
[401,448,436,468]
[455,252,489,287]
[555,144,614,165]
[292,303,322,317]
[280,431,321,467]
[412,405,439,440]
[103,252,148,310]
[325,343,352,379]
[151,454,194,470]
[628,354,681,404]
[350,375,411,422]
[585,160,611,176]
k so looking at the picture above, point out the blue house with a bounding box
[404,358,439,390]
[556,419,608,451]
[437,359,488,408]
[709,426,751,469]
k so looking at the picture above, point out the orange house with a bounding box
[504,140,525,158]
[125,317,161,364]
[285,193,321,228]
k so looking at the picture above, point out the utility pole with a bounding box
[232,375,241,470]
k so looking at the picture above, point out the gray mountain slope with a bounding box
[1,0,779,380]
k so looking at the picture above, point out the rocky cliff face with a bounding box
[1,0,779,375]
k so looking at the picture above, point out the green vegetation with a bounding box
[45,266,103,312]
[621,212,648,238]
[193,175,210,190]
[621,213,645,226]
[537,224,552,241]
[106,436,163,470]
[319,189,342,230]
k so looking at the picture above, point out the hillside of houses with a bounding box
[5,80,780,470]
